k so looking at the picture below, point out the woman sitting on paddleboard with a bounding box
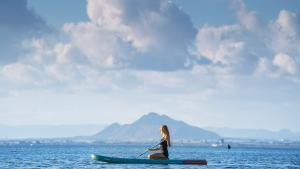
[148,125,171,159]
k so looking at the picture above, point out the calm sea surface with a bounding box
[1,144,300,169]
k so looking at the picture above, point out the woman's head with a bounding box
[160,125,171,147]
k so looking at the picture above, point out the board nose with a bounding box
[91,154,96,160]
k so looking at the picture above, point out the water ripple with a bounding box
[0,145,299,169]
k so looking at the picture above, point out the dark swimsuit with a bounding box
[159,139,169,158]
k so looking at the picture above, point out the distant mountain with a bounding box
[93,112,220,142]
[0,124,106,139]
[205,127,300,141]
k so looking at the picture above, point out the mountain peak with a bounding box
[93,112,220,142]
[136,112,173,125]
[141,112,162,119]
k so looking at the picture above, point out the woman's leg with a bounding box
[148,153,167,159]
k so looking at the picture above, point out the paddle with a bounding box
[137,142,160,158]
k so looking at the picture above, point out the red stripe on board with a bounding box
[183,160,207,165]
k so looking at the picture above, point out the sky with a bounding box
[0,0,300,132]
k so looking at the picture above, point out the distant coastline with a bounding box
[1,138,300,149]
[1,113,300,149]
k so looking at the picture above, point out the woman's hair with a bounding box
[160,125,171,147]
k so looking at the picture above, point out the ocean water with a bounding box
[1,144,300,169]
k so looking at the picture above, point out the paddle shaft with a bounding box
[138,142,160,157]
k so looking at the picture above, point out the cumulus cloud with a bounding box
[194,24,244,65]
[0,0,48,64]
[76,0,197,70]
[269,10,300,55]
[231,0,264,32]
[273,53,297,75]
[1,0,300,95]
[63,22,128,68]
[0,0,198,91]
[87,0,196,50]
[194,0,300,79]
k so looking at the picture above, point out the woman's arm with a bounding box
[148,141,163,151]
[148,147,160,151]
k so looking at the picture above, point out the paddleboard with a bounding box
[91,154,207,165]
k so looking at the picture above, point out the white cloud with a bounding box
[276,10,299,39]
[273,53,297,75]
[194,24,244,65]
[231,0,263,32]
[1,0,300,95]
[269,10,300,55]
[13,0,198,76]
[63,22,127,68]
[54,43,73,64]
[1,63,45,85]
[83,0,197,70]
[194,0,300,80]
[86,0,196,52]
[255,57,272,75]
